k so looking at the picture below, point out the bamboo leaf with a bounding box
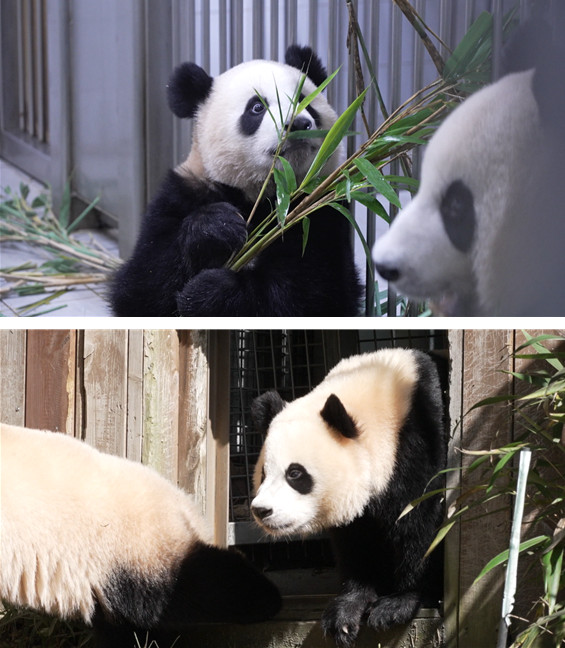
[443,12,493,82]
[385,175,419,188]
[273,156,297,226]
[285,128,330,140]
[301,217,310,256]
[398,487,448,520]
[279,156,297,194]
[299,88,368,189]
[328,201,373,284]
[296,67,340,114]
[542,545,563,614]
[352,158,401,208]
[350,191,390,223]
[425,520,457,558]
[19,182,30,201]
[474,536,549,584]
[273,167,290,226]
[66,196,100,234]
[58,178,72,229]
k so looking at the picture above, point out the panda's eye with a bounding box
[287,466,302,480]
[285,463,313,495]
[240,96,269,135]
[251,101,265,115]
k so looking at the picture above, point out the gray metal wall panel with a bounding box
[69,0,145,255]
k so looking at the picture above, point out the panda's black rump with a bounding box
[101,565,173,628]
[160,543,282,625]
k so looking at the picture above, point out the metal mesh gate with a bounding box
[227,329,448,594]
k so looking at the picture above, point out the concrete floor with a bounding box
[1,159,119,318]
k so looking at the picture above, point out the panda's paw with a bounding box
[321,595,364,648]
[184,202,248,271]
[176,268,243,316]
[366,591,421,631]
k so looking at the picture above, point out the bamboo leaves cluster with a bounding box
[228,8,511,280]
[428,334,565,647]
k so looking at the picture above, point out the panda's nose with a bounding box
[375,262,401,282]
[287,116,312,132]
[251,505,273,521]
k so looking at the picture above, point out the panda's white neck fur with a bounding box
[176,142,206,181]
[176,135,344,204]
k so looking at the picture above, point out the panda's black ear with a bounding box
[285,44,327,87]
[251,391,286,434]
[167,62,213,118]
[320,394,358,439]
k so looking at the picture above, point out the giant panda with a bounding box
[0,423,281,648]
[110,45,361,317]
[372,8,565,316]
[250,348,446,647]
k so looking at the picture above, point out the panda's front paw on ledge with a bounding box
[321,595,365,648]
[365,590,421,632]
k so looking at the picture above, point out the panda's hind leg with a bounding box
[91,607,138,648]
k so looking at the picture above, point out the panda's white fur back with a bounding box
[252,349,420,533]
[0,423,211,622]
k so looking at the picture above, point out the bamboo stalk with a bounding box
[496,448,532,648]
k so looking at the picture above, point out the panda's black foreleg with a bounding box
[321,580,377,648]
[180,201,248,275]
[176,266,254,316]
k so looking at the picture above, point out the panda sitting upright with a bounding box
[251,348,447,647]
[110,45,361,317]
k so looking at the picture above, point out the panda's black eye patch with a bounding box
[285,463,313,495]
[440,180,476,252]
[239,95,268,136]
[298,93,322,128]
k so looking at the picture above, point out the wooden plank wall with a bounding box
[0,329,222,525]
[447,330,514,648]
[446,328,564,648]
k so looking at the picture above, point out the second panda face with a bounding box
[252,450,320,536]
[194,60,341,200]
[250,392,373,537]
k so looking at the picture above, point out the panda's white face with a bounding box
[372,177,475,314]
[251,398,373,537]
[192,60,341,200]
[372,70,538,315]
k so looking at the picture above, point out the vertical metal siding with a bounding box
[15,0,48,143]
